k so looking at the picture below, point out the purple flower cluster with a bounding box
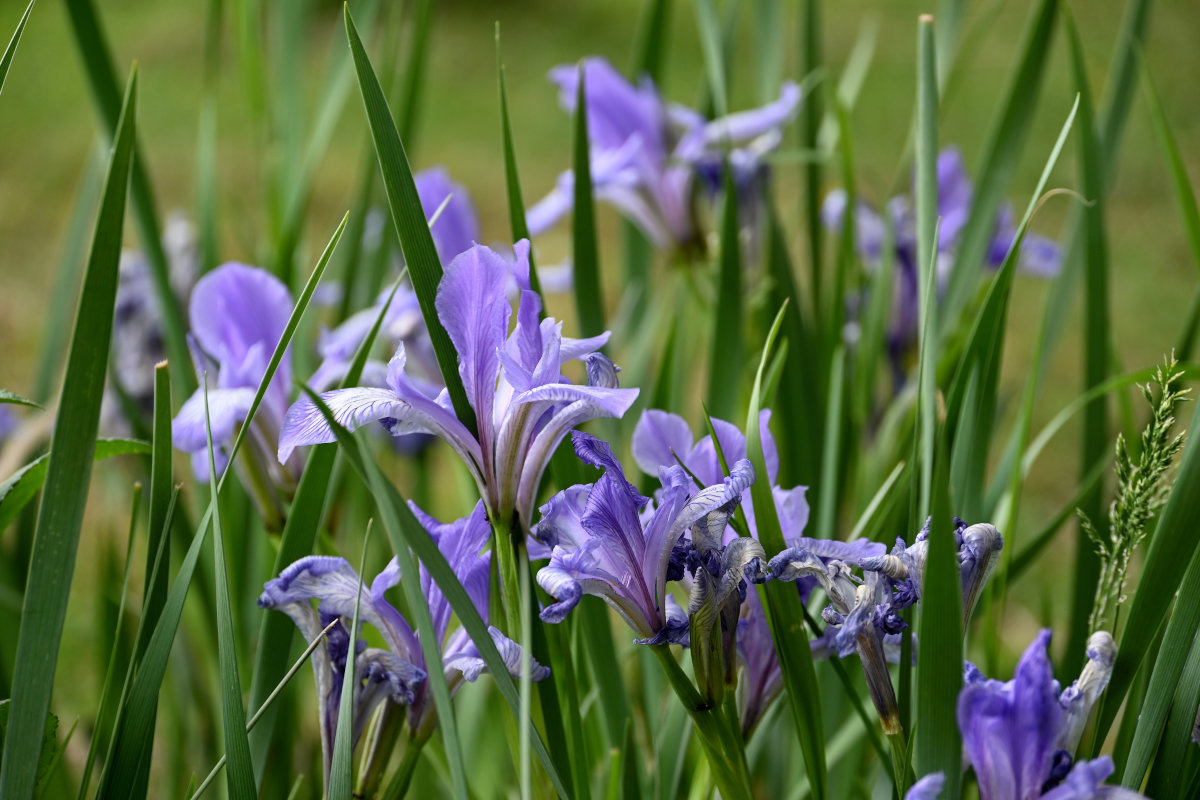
[258,501,547,784]
[528,57,801,256]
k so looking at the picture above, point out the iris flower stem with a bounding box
[380,731,431,800]
[491,513,532,799]
[649,646,753,800]
[887,730,911,796]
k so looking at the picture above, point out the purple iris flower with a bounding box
[861,516,1004,629]
[414,166,480,266]
[278,240,638,529]
[822,147,1061,383]
[258,500,547,784]
[956,629,1139,800]
[527,56,801,255]
[171,262,298,525]
[632,409,883,732]
[532,431,755,645]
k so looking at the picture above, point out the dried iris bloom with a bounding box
[278,240,638,529]
[527,56,800,256]
[632,409,882,733]
[172,261,298,526]
[861,516,1004,629]
[258,501,546,786]
[533,431,754,646]
[822,147,1061,383]
[953,629,1138,800]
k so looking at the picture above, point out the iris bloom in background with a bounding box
[105,213,197,432]
[278,240,639,529]
[309,166,480,394]
[949,629,1138,800]
[527,56,801,256]
[822,147,1061,383]
[533,431,755,645]
[172,261,298,526]
[258,501,546,787]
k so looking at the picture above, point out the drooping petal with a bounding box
[443,625,550,684]
[697,81,802,148]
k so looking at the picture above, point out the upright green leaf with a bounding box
[329,526,372,800]
[1144,629,1200,797]
[631,0,671,81]
[202,380,256,798]
[707,167,743,421]
[571,63,606,338]
[62,0,192,396]
[98,214,346,798]
[748,303,826,798]
[0,0,35,99]
[1064,11,1111,677]
[0,66,136,800]
[495,25,542,299]
[693,0,727,117]
[344,6,475,430]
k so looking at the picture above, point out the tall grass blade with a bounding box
[1064,11,1111,675]
[0,66,136,800]
[202,380,256,798]
[248,275,401,779]
[912,15,938,525]
[632,0,671,81]
[707,167,744,421]
[693,0,727,116]
[748,303,827,798]
[495,25,542,298]
[99,215,346,797]
[62,0,192,396]
[799,0,824,334]
[329,524,372,800]
[0,0,35,99]
[571,64,606,338]
[1144,629,1200,797]
[344,5,475,430]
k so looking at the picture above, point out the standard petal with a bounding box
[699,81,802,147]
[189,262,294,382]
[435,244,512,431]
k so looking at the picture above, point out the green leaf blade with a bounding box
[0,65,137,800]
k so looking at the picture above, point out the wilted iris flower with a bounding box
[105,213,197,432]
[946,629,1139,800]
[533,431,756,646]
[527,56,800,256]
[278,240,639,530]
[823,147,1061,382]
[632,409,884,733]
[861,516,1004,629]
[172,261,298,527]
[258,500,547,786]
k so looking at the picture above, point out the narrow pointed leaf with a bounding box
[0,0,35,98]
[571,63,605,338]
[707,167,743,421]
[203,381,256,798]
[0,67,136,799]
[344,6,475,431]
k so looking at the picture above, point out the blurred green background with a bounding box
[0,0,1197,787]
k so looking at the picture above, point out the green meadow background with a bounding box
[0,0,1197,791]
